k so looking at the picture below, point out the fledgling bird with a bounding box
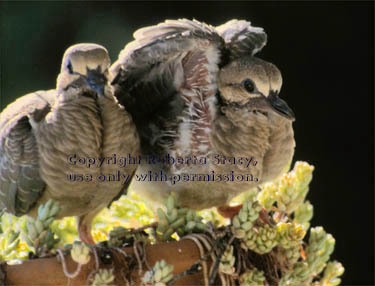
[0,43,140,243]
[110,19,295,216]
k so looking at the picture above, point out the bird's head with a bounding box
[57,43,112,100]
[218,56,295,121]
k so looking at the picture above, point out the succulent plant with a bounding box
[142,260,174,286]
[156,194,207,241]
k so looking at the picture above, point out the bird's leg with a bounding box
[299,244,307,260]
[217,204,243,219]
[0,262,5,286]
[77,215,96,245]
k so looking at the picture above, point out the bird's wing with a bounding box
[0,90,55,215]
[215,19,267,60]
[111,19,267,160]
[111,19,226,158]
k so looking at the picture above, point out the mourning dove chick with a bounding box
[111,19,295,216]
[0,43,140,243]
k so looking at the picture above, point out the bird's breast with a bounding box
[35,98,139,217]
[261,119,295,182]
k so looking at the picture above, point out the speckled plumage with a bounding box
[111,19,295,211]
[0,44,140,242]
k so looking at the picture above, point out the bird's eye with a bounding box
[67,60,73,74]
[242,79,255,93]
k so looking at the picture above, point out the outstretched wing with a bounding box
[0,90,55,215]
[111,19,225,159]
[111,19,267,162]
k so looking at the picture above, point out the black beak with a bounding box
[268,91,295,121]
[86,67,106,96]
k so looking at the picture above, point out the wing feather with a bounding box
[216,19,267,59]
[0,90,55,215]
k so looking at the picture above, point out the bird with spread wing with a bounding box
[0,43,140,243]
[111,19,295,217]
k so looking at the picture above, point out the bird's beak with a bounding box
[86,68,106,97]
[268,91,295,121]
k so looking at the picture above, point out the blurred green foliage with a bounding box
[50,192,156,246]
[0,161,344,285]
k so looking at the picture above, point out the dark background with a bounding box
[1,1,373,285]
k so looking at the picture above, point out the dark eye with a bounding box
[243,78,255,93]
[67,60,73,74]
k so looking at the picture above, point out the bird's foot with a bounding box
[259,208,273,225]
[79,231,95,245]
[131,222,158,234]
[80,233,95,245]
[217,204,243,219]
